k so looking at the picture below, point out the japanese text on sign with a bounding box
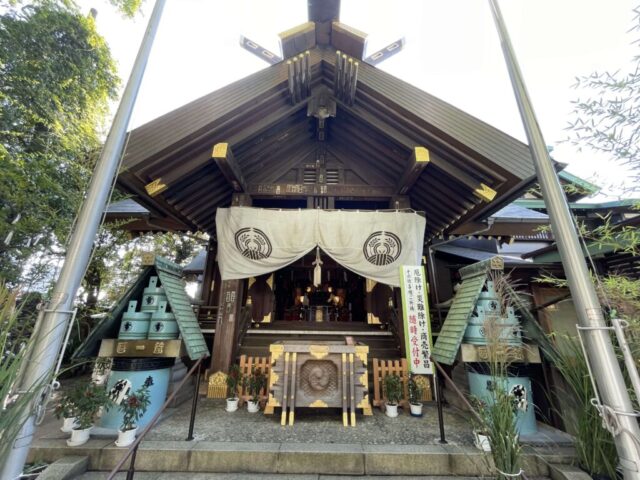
[400,266,433,375]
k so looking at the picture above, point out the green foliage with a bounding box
[107,0,145,17]
[0,1,119,285]
[244,367,267,403]
[69,382,110,429]
[408,374,423,404]
[226,364,242,399]
[543,335,618,478]
[0,282,46,465]
[383,374,402,405]
[53,390,77,419]
[566,5,640,192]
[118,376,152,431]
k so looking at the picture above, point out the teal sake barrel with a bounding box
[99,357,174,430]
[147,301,179,340]
[140,276,167,313]
[466,364,538,435]
[463,303,522,346]
[118,301,151,340]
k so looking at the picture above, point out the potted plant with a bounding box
[245,367,267,413]
[54,391,78,433]
[92,357,112,386]
[67,383,110,446]
[408,374,424,417]
[225,364,242,412]
[383,374,402,418]
[116,376,153,447]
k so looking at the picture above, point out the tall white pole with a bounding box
[488,1,640,477]
[2,1,167,478]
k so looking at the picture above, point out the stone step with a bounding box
[75,473,489,479]
[27,439,572,477]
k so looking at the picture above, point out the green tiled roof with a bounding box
[154,256,209,360]
[73,256,209,361]
[431,257,502,365]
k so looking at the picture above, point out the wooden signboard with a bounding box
[399,266,434,375]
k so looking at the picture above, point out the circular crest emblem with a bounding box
[363,231,402,266]
[234,227,273,260]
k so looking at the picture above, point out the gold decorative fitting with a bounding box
[309,345,329,359]
[270,344,284,361]
[212,142,229,158]
[414,146,430,163]
[474,183,497,202]
[490,256,505,271]
[359,373,368,388]
[269,371,279,387]
[309,399,328,408]
[141,252,155,266]
[144,178,167,197]
[354,345,368,363]
[208,371,228,386]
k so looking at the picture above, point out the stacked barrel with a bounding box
[463,281,537,435]
[100,276,178,431]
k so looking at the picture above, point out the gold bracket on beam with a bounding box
[212,143,247,192]
[145,178,168,197]
[396,146,430,195]
[474,183,497,202]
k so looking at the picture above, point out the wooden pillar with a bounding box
[210,193,251,373]
[201,238,217,305]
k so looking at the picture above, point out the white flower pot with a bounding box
[60,417,77,433]
[247,400,260,413]
[93,373,108,386]
[115,427,138,447]
[385,403,399,418]
[67,426,92,447]
[474,431,492,452]
[226,397,239,412]
[409,402,423,417]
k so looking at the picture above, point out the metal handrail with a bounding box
[107,355,206,480]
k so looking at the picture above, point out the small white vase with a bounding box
[247,400,260,413]
[385,403,399,418]
[226,397,239,412]
[67,426,92,446]
[60,417,77,433]
[115,427,138,447]
[409,402,423,417]
[474,431,492,452]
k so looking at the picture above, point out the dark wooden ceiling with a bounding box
[116,46,536,240]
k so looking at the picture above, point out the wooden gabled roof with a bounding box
[117,45,536,240]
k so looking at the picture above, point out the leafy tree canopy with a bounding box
[0,1,120,284]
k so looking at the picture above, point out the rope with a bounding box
[495,468,524,477]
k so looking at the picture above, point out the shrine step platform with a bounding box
[30,399,575,478]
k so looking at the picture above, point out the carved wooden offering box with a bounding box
[264,341,373,426]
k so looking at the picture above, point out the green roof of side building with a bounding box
[74,256,209,361]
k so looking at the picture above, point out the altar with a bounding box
[264,340,373,426]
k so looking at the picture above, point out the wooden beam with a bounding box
[279,21,316,58]
[247,183,394,198]
[331,21,367,59]
[239,36,282,65]
[364,38,405,66]
[396,146,430,194]
[212,143,247,192]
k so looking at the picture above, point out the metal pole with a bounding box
[1,2,167,478]
[488,1,640,477]
[434,372,447,444]
[186,364,202,441]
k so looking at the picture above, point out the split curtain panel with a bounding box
[216,207,426,287]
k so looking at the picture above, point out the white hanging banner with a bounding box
[400,266,433,374]
[216,207,426,287]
